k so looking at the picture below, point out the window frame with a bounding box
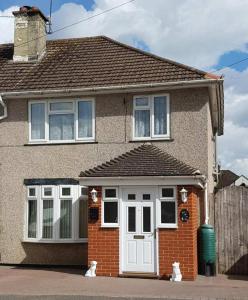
[26,186,39,240]
[28,101,47,143]
[132,94,170,141]
[24,185,88,243]
[101,187,119,228]
[157,186,177,228]
[78,186,88,239]
[28,99,95,144]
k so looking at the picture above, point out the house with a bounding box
[0,6,224,280]
[216,170,248,189]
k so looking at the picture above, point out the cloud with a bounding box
[50,0,248,69]
[0,6,18,44]
[218,67,248,176]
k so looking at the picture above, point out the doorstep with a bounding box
[119,272,159,279]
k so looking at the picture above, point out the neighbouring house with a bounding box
[0,6,224,280]
[216,170,248,189]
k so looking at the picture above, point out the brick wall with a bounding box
[88,186,119,276]
[88,185,199,279]
[159,186,199,280]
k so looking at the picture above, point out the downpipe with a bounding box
[204,182,209,225]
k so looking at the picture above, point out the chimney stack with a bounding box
[12,6,49,62]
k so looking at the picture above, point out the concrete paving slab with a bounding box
[0,266,247,300]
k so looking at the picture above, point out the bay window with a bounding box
[158,187,177,228]
[25,185,88,242]
[29,99,95,143]
[133,94,170,140]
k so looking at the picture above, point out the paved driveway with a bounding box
[0,266,247,300]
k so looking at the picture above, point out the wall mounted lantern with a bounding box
[90,188,98,203]
[180,187,188,203]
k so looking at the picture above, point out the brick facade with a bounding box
[159,186,199,280]
[88,185,199,280]
[88,186,119,276]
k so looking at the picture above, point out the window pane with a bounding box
[31,103,45,140]
[161,201,176,224]
[49,114,74,140]
[154,96,167,135]
[143,194,151,200]
[78,101,93,138]
[42,200,53,239]
[143,207,151,232]
[28,200,37,238]
[104,202,118,223]
[135,97,149,107]
[62,187,71,196]
[50,102,73,111]
[81,187,88,197]
[60,200,72,238]
[105,189,116,198]
[128,194,136,200]
[28,188,36,197]
[44,187,52,197]
[79,199,88,238]
[135,110,150,137]
[162,188,174,198]
[128,207,136,232]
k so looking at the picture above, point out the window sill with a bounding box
[24,141,98,146]
[157,225,178,229]
[129,138,174,143]
[101,224,119,228]
[22,239,88,243]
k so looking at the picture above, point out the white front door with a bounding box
[122,187,156,273]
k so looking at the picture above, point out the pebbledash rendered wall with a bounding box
[88,186,199,280]
[0,87,213,265]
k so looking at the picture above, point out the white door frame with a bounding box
[119,186,158,274]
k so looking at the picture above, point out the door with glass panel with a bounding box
[122,187,156,273]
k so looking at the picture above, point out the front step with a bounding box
[119,272,159,279]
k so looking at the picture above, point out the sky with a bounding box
[0,0,248,177]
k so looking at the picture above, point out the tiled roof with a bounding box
[80,144,198,177]
[0,36,210,93]
[216,170,239,189]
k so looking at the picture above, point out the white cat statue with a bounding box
[85,261,97,277]
[170,262,182,282]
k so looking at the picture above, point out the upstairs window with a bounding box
[133,94,170,140]
[29,99,95,143]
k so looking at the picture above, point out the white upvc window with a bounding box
[133,94,170,140]
[78,186,88,238]
[157,186,177,228]
[28,99,95,143]
[25,185,88,242]
[102,187,119,227]
[27,186,38,239]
